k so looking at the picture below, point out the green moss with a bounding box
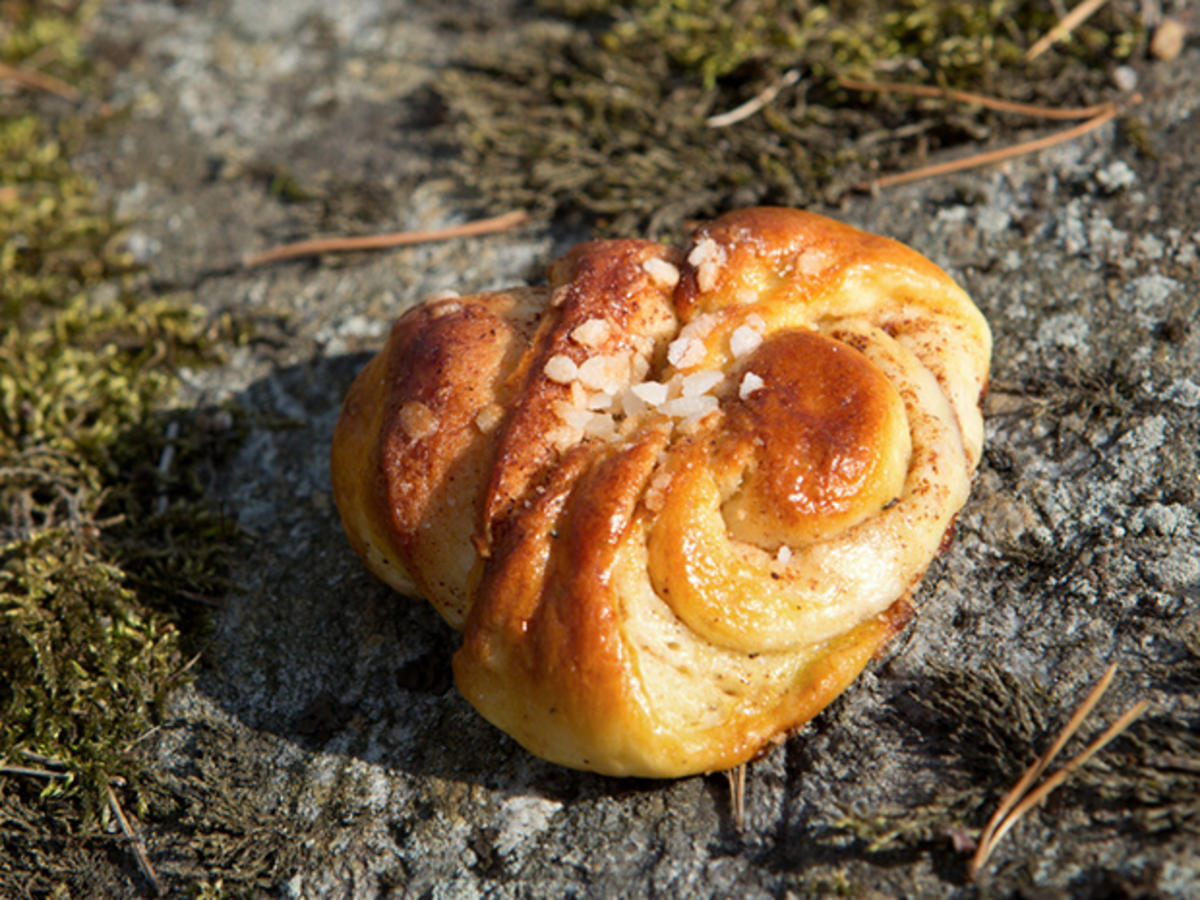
[0,115,133,319]
[441,0,1142,235]
[1,1,92,74]
[0,2,247,893]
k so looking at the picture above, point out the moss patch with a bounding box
[439,0,1141,235]
[1,2,246,894]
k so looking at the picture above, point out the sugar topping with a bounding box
[544,354,579,384]
[681,370,724,397]
[667,336,706,369]
[578,354,631,394]
[797,247,829,277]
[543,313,738,450]
[429,300,463,318]
[631,381,669,406]
[687,237,726,293]
[729,325,763,359]
[474,403,504,432]
[679,313,718,342]
[739,371,765,399]
[571,318,610,348]
[642,257,681,288]
[398,401,438,440]
[666,314,719,370]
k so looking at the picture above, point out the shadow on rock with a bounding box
[183,349,663,806]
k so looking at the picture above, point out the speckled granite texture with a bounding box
[74,1,1199,896]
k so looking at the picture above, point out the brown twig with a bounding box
[866,105,1118,190]
[725,763,747,831]
[837,76,1114,120]
[969,663,1150,879]
[706,69,801,128]
[107,782,165,897]
[242,210,531,268]
[0,60,81,101]
[1026,0,1111,61]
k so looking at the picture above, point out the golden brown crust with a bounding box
[331,207,991,777]
[715,329,910,545]
[477,240,680,549]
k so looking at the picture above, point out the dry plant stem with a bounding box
[125,725,162,751]
[869,106,1117,189]
[167,650,204,684]
[1026,0,1111,60]
[706,69,801,128]
[242,210,531,267]
[726,764,747,830]
[0,764,69,780]
[19,749,68,768]
[106,782,165,897]
[976,699,1151,872]
[837,76,1114,120]
[0,60,81,100]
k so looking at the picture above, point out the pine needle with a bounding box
[107,782,165,897]
[974,661,1117,858]
[837,76,1115,120]
[726,764,747,831]
[1026,0,1111,61]
[969,662,1151,879]
[241,210,531,268]
[0,60,81,101]
[976,700,1150,869]
[867,105,1118,190]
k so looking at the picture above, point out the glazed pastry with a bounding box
[331,207,991,777]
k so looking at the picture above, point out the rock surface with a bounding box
[75,1,1198,896]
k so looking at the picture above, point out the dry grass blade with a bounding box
[0,59,81,101]
[1026,0,1111,61]
[706,69,801,128]
[242,210,531,267]
[837,76,1115,120]
[106,782,165,897]
[868,105,1117,190]
[969,662,1150,879]
[726,763,747,831]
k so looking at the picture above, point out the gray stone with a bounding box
[74,0,1200,896]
